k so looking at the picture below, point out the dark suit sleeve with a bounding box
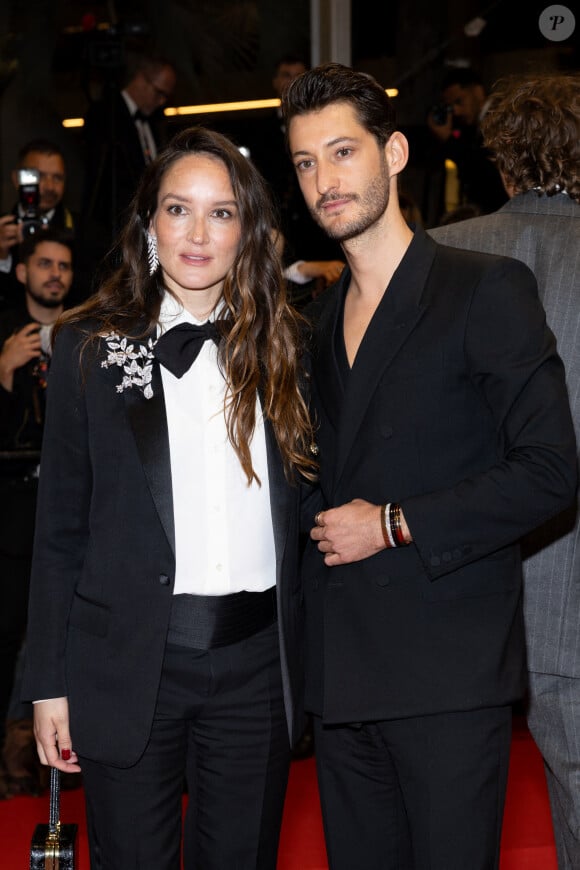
[22,325,92,701]
[402,257,577,580]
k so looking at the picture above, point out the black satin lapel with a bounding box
[311,286,344,427]
[125,362,175,554]
[331,228,437,487]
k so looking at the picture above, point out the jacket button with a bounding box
[159,574,170,586]
[377,576,390,587]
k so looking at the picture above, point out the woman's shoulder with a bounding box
[52,316,101,355]
[56,315,153,346]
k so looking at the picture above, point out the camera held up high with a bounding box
[17,168,48,238]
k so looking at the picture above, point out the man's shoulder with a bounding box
[429,192,580,248]
[49,202,78,235]
[430,225,513,267]
[429,199,580,278]
[429,214,490,245]
[428,228,537,296]
[431,215,520,259]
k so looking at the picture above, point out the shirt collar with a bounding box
[158,292,223,332]
[121,89,139,118]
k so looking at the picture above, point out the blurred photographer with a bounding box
[427,68,507,218]
[0,229,74,798]
[0,140,76,311]
[82,50,176,251]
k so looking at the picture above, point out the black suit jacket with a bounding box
[303,228,577,723]
[22,322,305,765]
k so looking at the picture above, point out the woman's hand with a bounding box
[33,697,81,773]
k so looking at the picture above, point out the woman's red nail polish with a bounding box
[61,749,71,760]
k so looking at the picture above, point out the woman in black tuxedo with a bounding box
[22,126,317,869]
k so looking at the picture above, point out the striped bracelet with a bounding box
[381,502,407,548]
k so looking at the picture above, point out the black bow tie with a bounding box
[133,109,149,123]
[154,322,221,378]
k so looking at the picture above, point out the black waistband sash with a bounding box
[167,586,277,650]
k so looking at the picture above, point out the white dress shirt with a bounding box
[158,293,276,596]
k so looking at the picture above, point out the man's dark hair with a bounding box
[282,62,396,148]
[18,139,65,165]
[19,227,74,264]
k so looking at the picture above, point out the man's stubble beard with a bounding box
[27,284,68,310]
[309,169,391,243]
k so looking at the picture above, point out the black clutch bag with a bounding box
[30,766,78,869]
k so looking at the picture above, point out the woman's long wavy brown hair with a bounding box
[59,126,317,484]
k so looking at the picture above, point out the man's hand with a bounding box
[0,322,42,391]
[311,498,413,566]
[311,498,386,565]
[33,697,81,773]
[0,215,21,260]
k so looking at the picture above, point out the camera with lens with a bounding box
[430,103,451,126]
[17,168,47,238]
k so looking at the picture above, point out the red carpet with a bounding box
[0,718,556,868]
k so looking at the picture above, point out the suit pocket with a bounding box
[68,592,111,638]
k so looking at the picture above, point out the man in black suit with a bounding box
[82,51,176,250]
[283,63,577,869]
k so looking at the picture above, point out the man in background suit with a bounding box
[82,51,176,254]
[283,62,577,870]
[427,67,508,218]
[430,73,580,870]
